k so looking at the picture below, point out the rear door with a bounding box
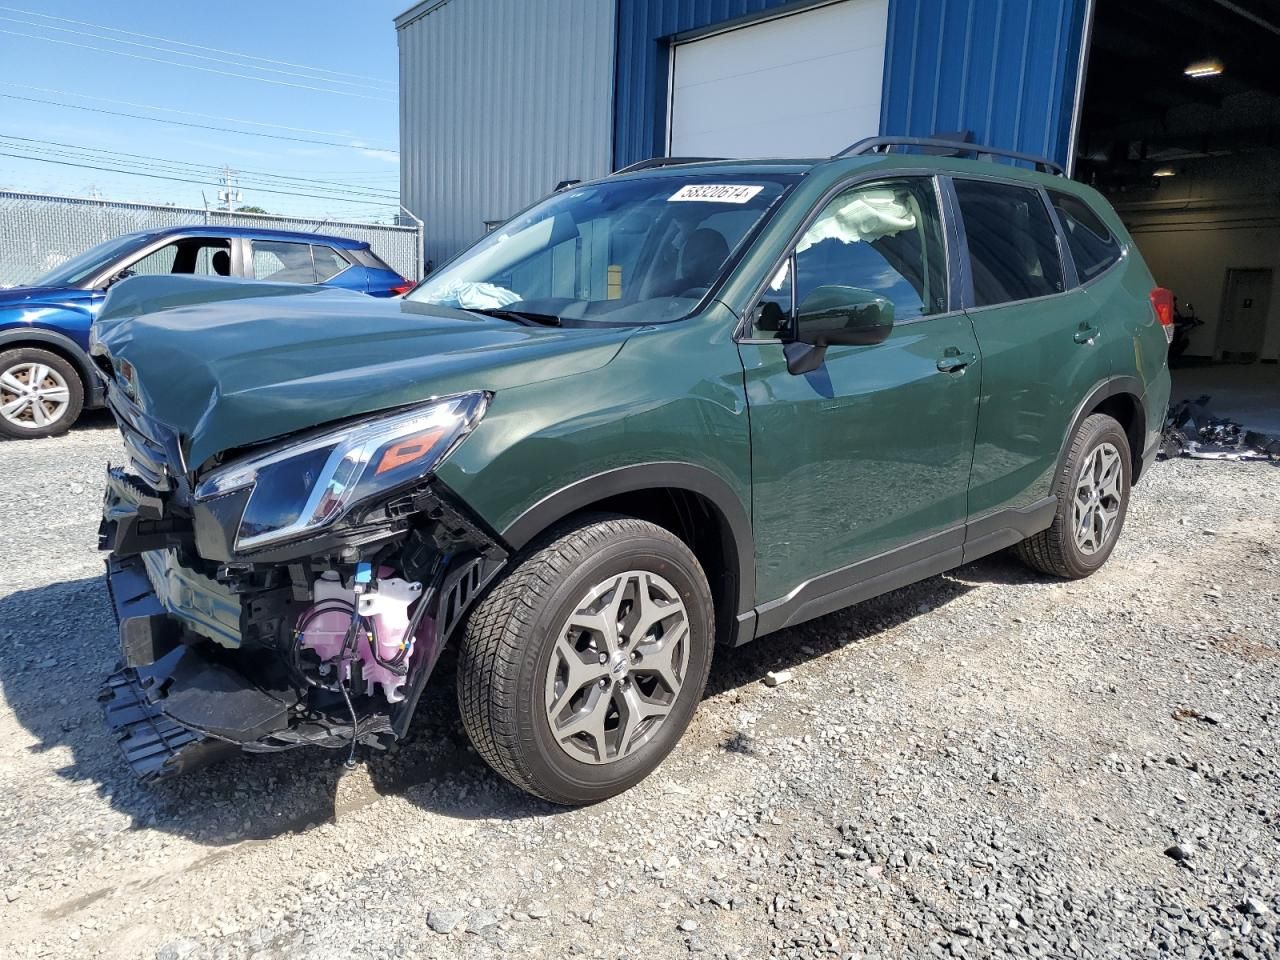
[950,176,1111,530]
[739,175,982,607]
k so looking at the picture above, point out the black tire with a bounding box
[1016,413,1132,579]
[457,514,714,804]
[0,347,84,440]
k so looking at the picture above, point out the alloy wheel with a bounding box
[0,362,71,431]
[1073,441,1123,555]
[544,570,690,765]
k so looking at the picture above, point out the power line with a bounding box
[0,15,395,93]
[0,5,397,87]
[0,29,396,103]
[0,82,395,145]
[0,135,400,200]
[0,151,400,207]
[0,92,400,155]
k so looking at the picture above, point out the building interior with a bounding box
[1075,0,1280,429]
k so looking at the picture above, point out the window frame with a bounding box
[736,172,960,344]
[86,233,233,289]
[1044,189,1128,289]
[942,173,1074,312]
[311,244,355,284]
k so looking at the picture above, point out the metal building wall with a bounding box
[396,0,616,268]
[612,0,1089,170]
[613,0,799,170]
[880,0,1089,167]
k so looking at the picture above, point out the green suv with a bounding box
[94,139,1172,804]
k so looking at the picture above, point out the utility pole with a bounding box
[216,166,241,212]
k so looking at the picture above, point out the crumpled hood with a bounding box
[94,275,632,468]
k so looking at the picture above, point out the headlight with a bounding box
[195,392,487,551]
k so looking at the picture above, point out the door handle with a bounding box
[1074,325,1099,345]
[937,351,976,373]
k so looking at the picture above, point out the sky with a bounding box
[0,0,406,222]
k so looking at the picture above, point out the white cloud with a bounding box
[349,140,399,164]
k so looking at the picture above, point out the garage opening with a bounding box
[667,0,888,159]
[1074,0,1280,433]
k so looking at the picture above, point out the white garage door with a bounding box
[668,0,889,159]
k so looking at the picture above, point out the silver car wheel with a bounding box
[1073,441,1123,555]
[544,570,690,765]
[0,362,71,431]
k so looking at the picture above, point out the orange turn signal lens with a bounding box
[374,427,446,476]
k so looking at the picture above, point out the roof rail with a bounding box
[837,136,1065,177]
[612,156,725,176]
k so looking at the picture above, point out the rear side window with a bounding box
[252,240,314,283]
[954,180,1064,307]
[312,245,350,282]
[1049,191,1122,282]
[349,247,391,270]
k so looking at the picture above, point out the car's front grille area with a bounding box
[121,424,169,490]
[105,381,190,504]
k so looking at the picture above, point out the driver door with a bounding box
[737,176,982,615]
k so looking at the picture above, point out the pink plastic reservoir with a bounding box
[298,571,424,702]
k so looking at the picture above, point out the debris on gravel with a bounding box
[1,424,1277,960]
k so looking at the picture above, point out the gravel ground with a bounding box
[0,419,1277,960]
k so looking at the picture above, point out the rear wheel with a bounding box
[1016,413,1131,579]
[457,515,714,804]
[0,347,84,439]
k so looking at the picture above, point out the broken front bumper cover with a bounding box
[99,546,503,782]
[99,554,294,781]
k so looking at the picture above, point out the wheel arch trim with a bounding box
[500,462,756,621]
[1055,375,1147,485]
[0,326,103,407]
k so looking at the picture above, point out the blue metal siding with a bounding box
[613,0,799,170]
[613,0,1088,170]
[881,0,1088,166]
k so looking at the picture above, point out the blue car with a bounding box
[0,225,413,438]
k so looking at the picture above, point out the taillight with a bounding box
[1151,287,1175,342]
[389,280,413,296]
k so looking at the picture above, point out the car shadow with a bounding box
[0,408,116,442]
[705,564,979,698]
[1,560,986,848]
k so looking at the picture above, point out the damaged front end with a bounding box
[97,379,506,783]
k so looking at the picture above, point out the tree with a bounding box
[236,205,269,214]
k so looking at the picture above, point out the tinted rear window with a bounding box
[350,247,393,271]
[1049,191,1122,282]
[955,179,1064,307]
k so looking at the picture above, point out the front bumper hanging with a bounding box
[98,553,295,781]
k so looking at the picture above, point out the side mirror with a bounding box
[104,268,136,290]
[795,285,894,347]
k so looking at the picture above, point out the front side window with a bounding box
[253,240,315,283]
[751,177,948,338]
[126,237,232,278]
[1049,191,1122,283]
[408,174,795,327]
[954,179,1064,307]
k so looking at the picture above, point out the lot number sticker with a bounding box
[668,184,764,204]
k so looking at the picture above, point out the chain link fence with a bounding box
[0,190,423,288]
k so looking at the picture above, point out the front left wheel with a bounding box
[0,347,83,440]
[457,515,714,804]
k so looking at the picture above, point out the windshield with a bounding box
[32,232,155,288]
[408,174,795,326]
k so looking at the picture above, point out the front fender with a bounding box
[0,323,104,407]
